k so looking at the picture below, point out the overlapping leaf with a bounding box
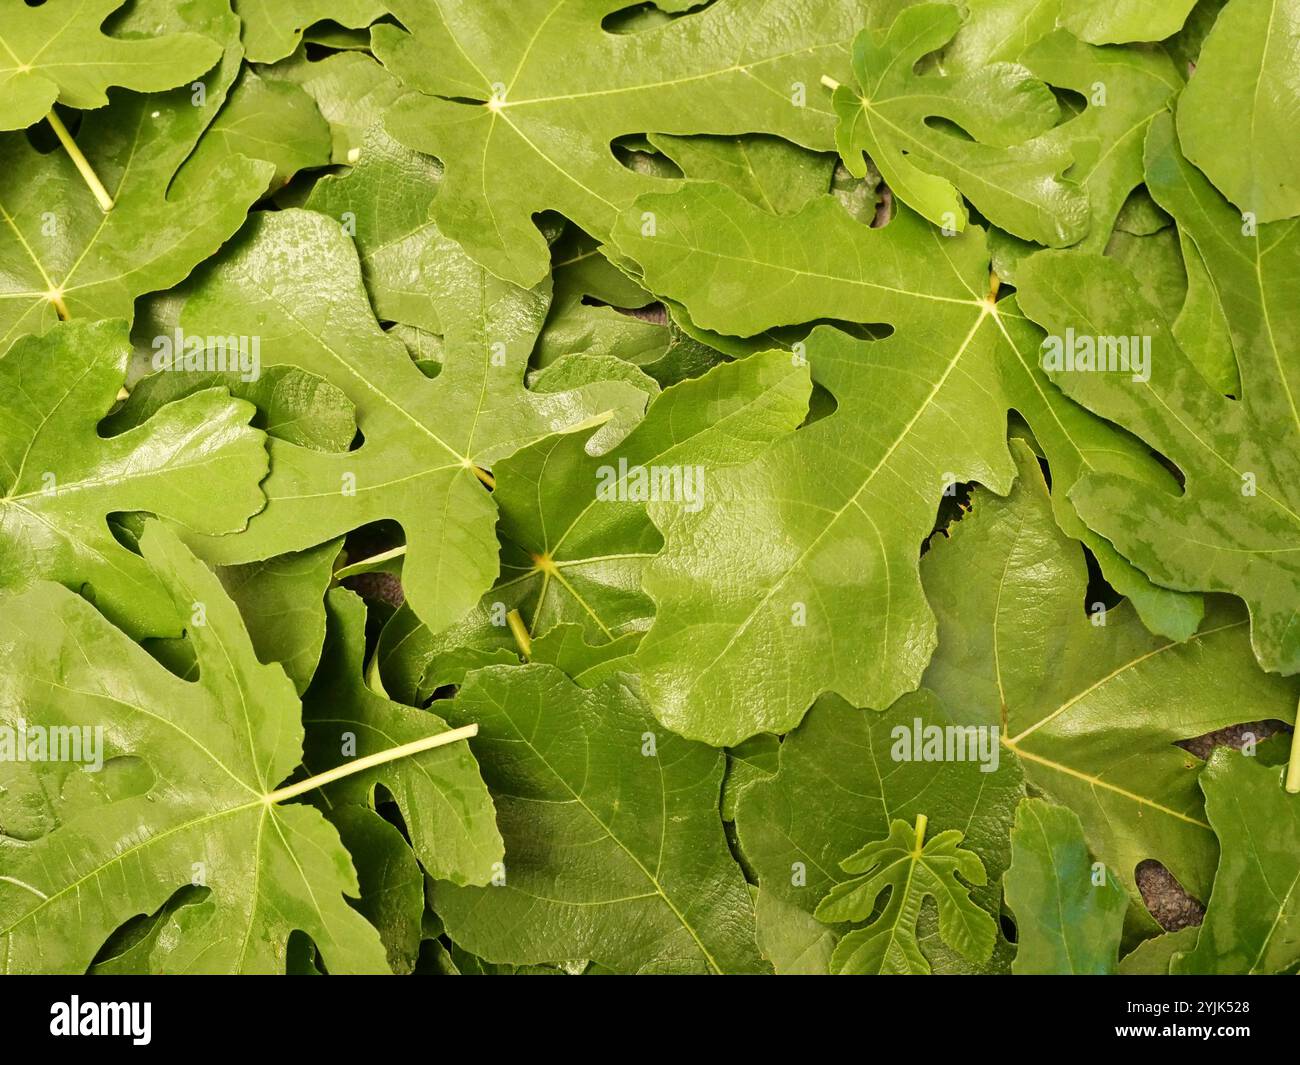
[171,204,645,637]
[1177,0,1300,223]
[217,541,340,693]
[816,816,996,975]
[486,349,810,642]
[373,349,809,697]
[0,0,270,352]
[611,186,1199,744]
[173,68,331,196]
[1173,752,1300,974]
[374,0,888,284]
[735,690,1023,975]
[0,320,266,638]
[995,28,1182,265]
[235,0,388,64]
[920,441,1300,900]
[302,589,504,886]
[1017,115,1300,675]
[0,526,400,974]
[830,3,1087,245]
[0,0,220,131]
[429,663,768,974]
[1060,0,1199,43]
[302,123,443,332]
[259,47,402,163]
[1003,798,1128,974]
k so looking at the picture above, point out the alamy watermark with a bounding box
[1040,327,1150,383]
[50,997,151,1045]
[151,327,261,382]
[890,717,1000,773]
[0,719,104,771]
[595,458,705,513]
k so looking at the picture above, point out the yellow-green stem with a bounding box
[1285,698,1300,793]
[507,608,531,659]
[47,111,114,212]
[264,723,477,803]
[333,544,407,580]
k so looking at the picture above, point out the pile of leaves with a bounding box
[1,0,1297,976]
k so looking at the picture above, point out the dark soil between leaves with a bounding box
[1139,719,1290,929]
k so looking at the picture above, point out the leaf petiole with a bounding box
[1286,697,1300,794]
[333,544,407,580]
[265,723,478,803]
[506,608,531,659]
[46,111,114,212]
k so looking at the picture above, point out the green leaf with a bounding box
[375,600,520,702]
[1176,0,1300,222]
[528,624,641,689]
[0,0,271,352]
[106,364,359,454]
[611,187,1198,743]
[1059,0,1199,44]
[649,133,836,216]
[492,349,810,644]
[721,734,779,822]
[831,4,1088,245]
[429,663,768,974]
[329,805,425,975]
[258,48,402,164]
[1016,114,1300,676]
[0,320,267,638]
[172,206,645,638]
[1173,751,1300,973]
[374,0,883,285]
[1000,28,1183,257]
[816,815,997,975]
[630,309,1014,742]
[372,349,809,700]
[173,69,331,197]
[302,589,504,887]
[1173,228,1239,396]
[940,0,1061,72]
[538,231,671,368]
[1003,798,1128,974]
[1118,925,1199,973]
[735,690,1024,975]
[1115,187,1173,235]
[0,0,221,131]
[216,541,341,694]
[0,524,400,974]
[1104,226,1188,324]
[1165,0,1230,69]
[753,888,837,975]
[235,0,388,64]
[920,440,1300,900]
[87,887,212,974]
[304,122,445,333]
[539,231,725,387]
